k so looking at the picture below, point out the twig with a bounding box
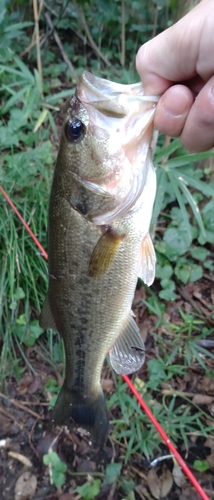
[76,3,112,69]
[107,480,117,500]
[120,0,125,67]
[45,12,78,82]
[0,392,44,420]
[177,286,207,318]
[152,3,159,38]
[161,136,171,165]
[0,405,21,427]
[33,0,44,96]
[18,400,50,406]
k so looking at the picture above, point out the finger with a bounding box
[136,22,198,94]
[136,0,214,94]
[180,76,214,152]
[154,85,194,137]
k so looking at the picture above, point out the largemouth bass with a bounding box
[40,72,158,445]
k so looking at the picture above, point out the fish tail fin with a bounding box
[51,383,109,446]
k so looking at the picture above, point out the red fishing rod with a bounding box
[0,184,211,500]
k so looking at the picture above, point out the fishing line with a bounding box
[0,184,211,500]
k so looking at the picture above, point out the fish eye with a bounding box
[65,119,85,142]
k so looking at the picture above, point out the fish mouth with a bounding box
[77,71,159,117]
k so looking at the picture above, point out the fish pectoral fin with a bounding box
[109,313,145,375]
[138,233,156,287]
[88,227,125,278]
[39,295,57,331]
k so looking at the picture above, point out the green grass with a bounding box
[1,2,214,495]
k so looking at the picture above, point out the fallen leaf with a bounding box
[192,394,213,405]
[101,378,114,393]
[204,437,214,451]
[172,462,187,487]
[15,471,37,500]
[8,451,32,467]
[147,466,173,499]
[207,451,214,469]
[76,458,96,473]
[59,495,76,500]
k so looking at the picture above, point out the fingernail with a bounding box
[162,87,190,118]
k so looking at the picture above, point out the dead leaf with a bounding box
[192,394,213,405]
[8,451,32,467]
[207,451,214,469]
[204,437,214,451]
[147,466,173,499]
[15,471,37,500]
[59,495,76,500]
[172,462,187,487]
[101,378,114,393]
[76,458,96,473]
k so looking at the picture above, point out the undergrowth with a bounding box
[0,1,214,495]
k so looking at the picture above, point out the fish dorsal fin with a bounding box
[88,227,125,278]
[109,313,145,375]
[139,233,156,287]
[39,295,57,331]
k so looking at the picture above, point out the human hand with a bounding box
[136,0,214,152]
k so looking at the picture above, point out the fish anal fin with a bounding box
[109,313,145,375]
[39,294,57,331]
[88,227,125,278]
[139,233,156,287]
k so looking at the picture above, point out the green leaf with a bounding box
[159,288,177,301]
[167,171,192,244]
[165,150,214,168]
[154,137,180,163]
[202,199,214,233]
[2,85,31,114]
[120,477,135,495]
[156,263,173,280]
[190,247,209,261]
[24,321,44,347]
[13,54,34,82]
[151,169,167,227]
[105,462,122,484]
[174,264,190,284]
[76,479,101,500]
[160,277,175,290]
[176,176,206,239]
[189,264,203,282]
[163,226,190,260]
[43,452,67,488]
[176,171,214,198]
[45,378,60,394]
[14,287,25,300]
[193,460,210,472]
[148,359,166,379]
[16,314,26,325]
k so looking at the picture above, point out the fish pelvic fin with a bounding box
[109,313,145,375]
[51,384,109,447]
[39,294,57,331]
[139,233,156,287]
[88,227,125,278]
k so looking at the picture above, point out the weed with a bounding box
[43,451,67,488]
